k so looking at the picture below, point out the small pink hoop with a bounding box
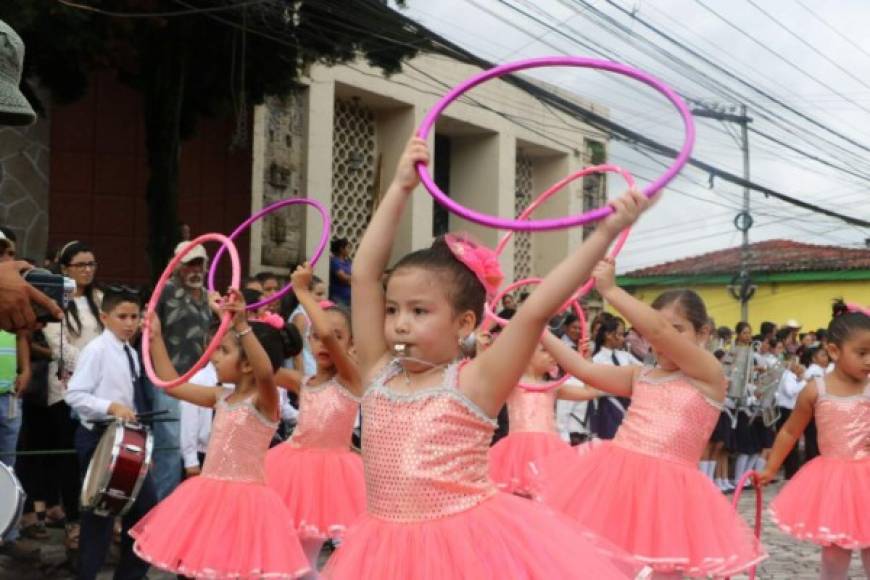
[488,277,587,392]
[417,56,695,231]
[143,233,241,389]
[493,164,636,306]
[725,470,763,580]
[208,197,330,310]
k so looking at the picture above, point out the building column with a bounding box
[303,79,336,284]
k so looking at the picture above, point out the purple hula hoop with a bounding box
[417,56,695,231]
[208,197,331,310]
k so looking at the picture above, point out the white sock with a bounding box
[734,454,750,486]
[753,456,767,473]
[300,539,325,580]
[701,460,715,481]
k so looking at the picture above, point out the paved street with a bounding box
[733,482,866,579]
[1,482,866,578]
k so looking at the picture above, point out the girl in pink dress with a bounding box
[538,260,766,578]
[322,137,650,579]
[266,263,365,575]
[132,290,309,578]
[488,343,597,497]
[759,307,870,579]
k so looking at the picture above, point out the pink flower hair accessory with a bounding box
[846,302,870,316]
[258,312,285,329]
[444,233,504,299]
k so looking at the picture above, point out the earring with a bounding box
[459,334,477,357]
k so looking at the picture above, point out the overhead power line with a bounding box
[417,11,870,226]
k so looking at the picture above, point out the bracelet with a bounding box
[233,326,253,339]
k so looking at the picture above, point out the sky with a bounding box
[400,0,870,273]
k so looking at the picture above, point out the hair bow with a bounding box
[846,302,870,316]
[444,233,504,299]
[258,311,285,329]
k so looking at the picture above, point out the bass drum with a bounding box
[0,462,25,539]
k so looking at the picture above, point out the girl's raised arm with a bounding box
[594,259,724,401]
[556,380,601,402]
[145,313,221,408]
[275,368,303,394]
[224,289,280,420]
[542,331,635,397]
[466,191,648,417]
[293,264,362,396]
[352,137,429,377]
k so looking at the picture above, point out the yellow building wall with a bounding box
[621,280,870,332]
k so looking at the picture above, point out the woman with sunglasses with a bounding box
[24,241,102,559]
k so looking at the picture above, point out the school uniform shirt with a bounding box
[775,369,806,410]
[555,377,589,441]
[592,347,641,368]
[804,364,827,382]
[65,329,139,429]
[179,363,221,469]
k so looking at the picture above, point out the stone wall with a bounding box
[258,92,307,269]
[0,119,50,262]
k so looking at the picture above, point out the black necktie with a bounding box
[611,351,621,367]
[123,344,147,415]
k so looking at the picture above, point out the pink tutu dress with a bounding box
[539,367,767,577]
[265,377,366,540]
[322,360,640,580]
[131,392,309,579]
[769,375,870,548]
[488,386,569,497]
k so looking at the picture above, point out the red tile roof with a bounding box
[625,239,870,277]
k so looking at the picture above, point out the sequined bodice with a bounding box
[815,376,870,460]
[507,387,557,433]
[289,377,360,449]
[362,360,497,522]
[613,368,721,466]
[201,393,278,483]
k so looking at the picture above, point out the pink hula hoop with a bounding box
[726,470,763,580]
[493,164,635,305]
[417,56,695,231]
[488,278,587,392]
[208,197,330,310]
[144,233,241,389]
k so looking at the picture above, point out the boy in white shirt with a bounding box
[65,288,156,580]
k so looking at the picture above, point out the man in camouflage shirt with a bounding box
[152,242,213,498]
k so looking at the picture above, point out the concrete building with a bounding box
[8,53,609,290]
[250,53,610,287]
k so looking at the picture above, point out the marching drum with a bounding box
[0,462,25,539]
[81,421,153,517]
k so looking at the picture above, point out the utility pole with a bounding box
[739,104,751,322]
[690,101,755,321]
